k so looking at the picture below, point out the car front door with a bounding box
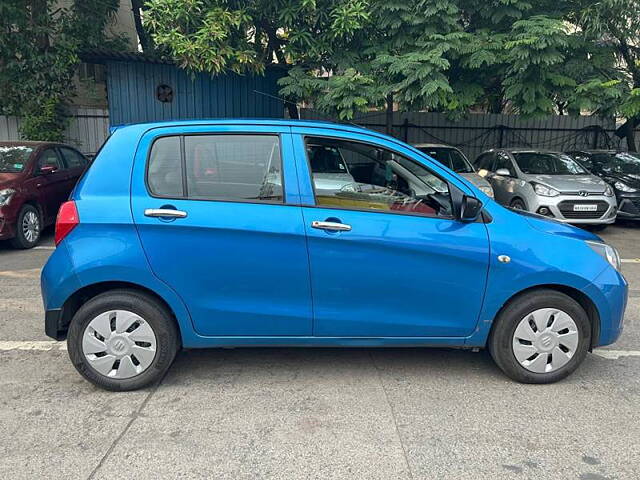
[131,125,313,337]
[292,129,490,338]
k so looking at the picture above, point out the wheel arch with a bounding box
[59,281,183,345]
[488,284,600,350]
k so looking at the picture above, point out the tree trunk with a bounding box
[286,102,299,120]
[131,0,153,52]
[385,94,394,136]
[615,117,640,152]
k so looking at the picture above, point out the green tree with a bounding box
[0,1,126,141]
[143,1,640,147]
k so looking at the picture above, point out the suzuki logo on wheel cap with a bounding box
[541,336,553,347]
[112,339,126,352]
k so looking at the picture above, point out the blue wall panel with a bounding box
[106,61,285,125]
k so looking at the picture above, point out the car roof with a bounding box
[111,118,406,142]
[0,141,64,148]
[566,149,619,154]
[412,143,455,149]
[480,148,569,155]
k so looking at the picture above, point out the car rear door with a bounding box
[58,146,88,195]
[33,148,69,223]
[131,125,313,337]
[291,128,490,338]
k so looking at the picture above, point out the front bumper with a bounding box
[616,192,640,219]
[529,193,617,225]
[583,266,628,347]
[0,208,17,240]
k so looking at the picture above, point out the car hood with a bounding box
[603,172,640,188]
[516,209,601,242]
[0,172,21,189]
[459,172,491,189]
[313,173,355,191]
[524,174,606,193]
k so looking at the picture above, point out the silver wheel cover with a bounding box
[22,210,40,243]
[82,310,157,379]
[512,308,579,374]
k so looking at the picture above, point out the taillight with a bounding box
[55,201,79,246]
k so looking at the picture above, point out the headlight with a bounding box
[533,182,559,197]
[613,181,636,193]
[0,188,15,206]
[479,185,494,198]
[587,240,621,271]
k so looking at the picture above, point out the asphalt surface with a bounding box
[1,225,639,479]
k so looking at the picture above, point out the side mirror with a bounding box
[495,168,512,177]
[459,195,483,222]
[39,165,57,175]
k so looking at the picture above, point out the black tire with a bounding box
[67,289,180,391]
[510,198,527,211]
[10,204,41,249]
[488,289,591,384]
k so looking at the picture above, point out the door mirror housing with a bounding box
[459,195,483,222]
[495,168,513,177]
[39,165,58,175]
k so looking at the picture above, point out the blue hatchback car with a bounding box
[41,120,627,391]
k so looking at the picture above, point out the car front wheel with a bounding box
[11,204,41,249]
[67,289,180,391]
[489,289,591,384]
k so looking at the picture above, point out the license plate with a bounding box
[573,204,597,212]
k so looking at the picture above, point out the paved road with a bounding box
[1,225,639,479]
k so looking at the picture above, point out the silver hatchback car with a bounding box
[474,149,617,227]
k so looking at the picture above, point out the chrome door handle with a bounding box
[144,208,187,219]
[311,221,352,232]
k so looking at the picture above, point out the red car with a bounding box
[0,141,88,248]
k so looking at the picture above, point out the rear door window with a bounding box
[185,135,282,202]
[59,147,87,169]
[146,134,284,203]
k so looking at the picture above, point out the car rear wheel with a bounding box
[67,289,180,391]
[10,204,41,249]
[488,289,591,383]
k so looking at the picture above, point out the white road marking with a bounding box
[621,258,640,263]
[0,341,66,351]
[0,268,41,278]
[593,349,640,360]
[34,246,55,250]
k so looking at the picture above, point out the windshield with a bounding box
[0,146,33,173]
[591,152,640,175]
[418,147,474,173]
[513,152,587,175]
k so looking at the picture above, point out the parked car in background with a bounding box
[474,149,617,229]
[566,150,640,222]
[413,143,494,198]
[0,141,88,248]
[42,120,626,391]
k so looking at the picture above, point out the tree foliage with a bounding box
[0,1,125,141]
